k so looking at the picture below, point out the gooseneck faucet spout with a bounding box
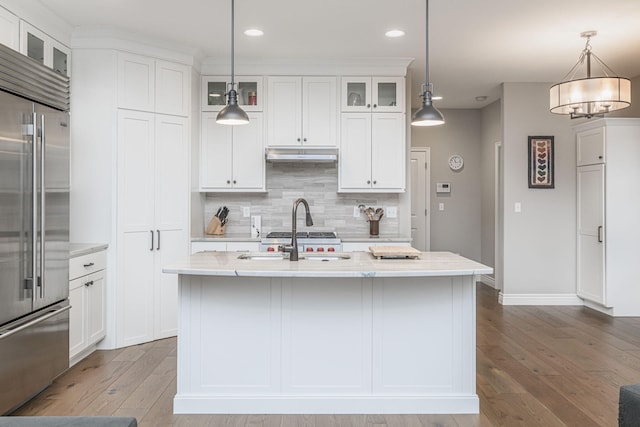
[283,198,313,261]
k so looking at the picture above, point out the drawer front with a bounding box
[70,250,107,280]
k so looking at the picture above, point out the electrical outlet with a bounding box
[514,202,521,213]
[386,206,398,218]
[242,207,250,217]
[353,206,361,218]
[439,203,445,211]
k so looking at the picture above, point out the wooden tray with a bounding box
[369,246,421,259]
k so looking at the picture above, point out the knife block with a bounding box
[206,216,226,235]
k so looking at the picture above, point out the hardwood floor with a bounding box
[12,284,640,426]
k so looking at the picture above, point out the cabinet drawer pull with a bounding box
[83,262,94,268]
[84,280,94,287]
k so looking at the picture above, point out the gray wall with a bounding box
[480,101,502,275]
[411,109,482,261]
[501,82,576,295]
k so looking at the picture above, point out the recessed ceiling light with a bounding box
[385,30,405,38]
[244,29,264,37]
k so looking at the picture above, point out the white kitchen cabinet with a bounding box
[69,250,106,366]
[577,126,605,166]
[266,76,338,147]
[575,118,640,316]
[202,75,263,112]
[118,52,190,116]
[200,111,265,191]
[71,48,192,350]
[117,110,189,346]
[0,7,19,51]
[341,77,404,113]
[20,20,70,76]
[339,113,406,192]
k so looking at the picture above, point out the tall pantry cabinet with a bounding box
[70,48,191,348]
[575,118,640,316]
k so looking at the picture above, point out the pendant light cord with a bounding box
[230,0,235,88]
[425,0,430,92]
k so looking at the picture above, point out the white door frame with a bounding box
[410,147,431,251]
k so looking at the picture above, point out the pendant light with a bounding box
[216,0,249,125]
[550,31,631,119]
[411,0,445,127]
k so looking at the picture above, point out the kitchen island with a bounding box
[164,251,492,414]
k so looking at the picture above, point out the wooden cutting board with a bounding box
[369,246,421,259]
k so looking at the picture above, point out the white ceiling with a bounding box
[37,0,640,109]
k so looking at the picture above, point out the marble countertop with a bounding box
[340,234,412,242]
[191,233,260,242]
[69,243,108,258]
[163,251,492,278]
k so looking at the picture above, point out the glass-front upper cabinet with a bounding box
[20,21,70,76]
[202,76,263,112]
[341,77,404,113]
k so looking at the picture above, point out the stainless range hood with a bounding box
[265,146,338,162]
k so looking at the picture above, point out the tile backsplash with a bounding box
[203,163,400,236]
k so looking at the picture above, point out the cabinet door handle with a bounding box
[598,226,603,243]
[367,180,371,184]
[297,138,301,142]
[150,230,154,251]
[373,104,377,108]
[373,180,377,184]
[83,262,94,268]
[233,180,237,184]
[157,230,160,250]
[226,180,231,184]
[367,104,371,108]
[303,138,307,142]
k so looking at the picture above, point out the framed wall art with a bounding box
[528,136,554,189]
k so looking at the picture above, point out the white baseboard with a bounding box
[498,292,583,306]
[479,275,495,288]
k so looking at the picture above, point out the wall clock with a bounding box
[448,154,464,171]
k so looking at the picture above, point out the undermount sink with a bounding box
[301,253,351,261]
[237,252,351,261]
[237,252,288,261]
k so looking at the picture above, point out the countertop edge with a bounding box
[70,243,109,258]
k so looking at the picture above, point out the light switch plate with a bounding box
[353,207,361,218]
[243,207,250,217]
[439,203,445,211]
[386,206,398,218]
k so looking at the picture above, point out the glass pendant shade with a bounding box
[412,96,445,126]
[216,88,249,125]
[550,76,631,118]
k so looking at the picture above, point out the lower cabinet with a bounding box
[69,250,107,366]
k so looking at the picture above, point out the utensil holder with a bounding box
[206,216,226,235]
[369,219,379,236]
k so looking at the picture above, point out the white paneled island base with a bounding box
[164,251,492,414]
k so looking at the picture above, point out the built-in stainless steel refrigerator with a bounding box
[0,43,70,414]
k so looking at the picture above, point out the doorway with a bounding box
[410,148,431,251]
[494,142,503,291]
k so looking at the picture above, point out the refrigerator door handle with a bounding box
[30,112,38,303]
[39,113,46,298]
[0,305,71,341]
